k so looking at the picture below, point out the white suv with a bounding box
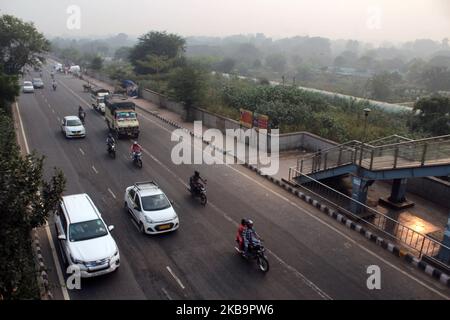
[55,194,120,278]
[124,181,179,234]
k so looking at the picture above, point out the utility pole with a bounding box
[362,108,371,142]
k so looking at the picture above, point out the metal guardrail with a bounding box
[288,167,450,262]
[296,135,450,175]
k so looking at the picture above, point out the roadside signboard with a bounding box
[239,109,253,128]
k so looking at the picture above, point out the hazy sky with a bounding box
[1,0,449,42]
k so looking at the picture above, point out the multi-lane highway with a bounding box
[16,66,450,300]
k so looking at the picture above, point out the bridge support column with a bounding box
[350,176,373,216]
[379,178,415,210]
[388,179,407,203]
[437,214,450,264]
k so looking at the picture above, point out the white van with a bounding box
[69,65,81,73]
[55,193,120,278]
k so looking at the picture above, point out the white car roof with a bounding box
[24,81,32,85]
[61,194,101,224]
[64,115,81,121]
[132,181,164,197]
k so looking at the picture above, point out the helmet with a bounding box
[246,219,254,228]
[108,133,113,138]
[194,171,200,177]
[241,218,248,226]
[133,141,138,145]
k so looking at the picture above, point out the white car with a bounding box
[55,194,120,278]
[61,116,86,138]
[23,81,34,93]
[124,181,179,234]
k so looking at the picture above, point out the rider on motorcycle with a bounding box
[242,219,260,257]
[106,133,116,151]
[130,141,143,160]
[78,105,85,121]
[189,171,206,194]
[52,80,57,90]
[236,218,248,251]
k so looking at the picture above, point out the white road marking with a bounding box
[91,165,98,174]
[161,288,173,300]
[15,102,70,300]
[108,188,117,199]
[166,266,185,290]
[79,148,85,155]
[57,116,61,122]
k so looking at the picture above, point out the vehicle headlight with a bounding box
[144,215,153,224]
[70,255,85,265]
[110,250,119,259]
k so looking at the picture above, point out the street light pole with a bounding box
[362,108,371,142]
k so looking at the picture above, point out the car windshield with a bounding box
[33,78,42,82]
[141,194,171,211]
[67,119,82,126]
[24,82,32,86]
[116,111,136,120]
[69,219,108,242]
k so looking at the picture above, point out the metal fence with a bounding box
[288,167,450,263]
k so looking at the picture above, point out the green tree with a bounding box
[215,58,236,73]
[90,55,103,71]
[409,96,450,136]
[129,31,185,74]
[0,15,50,75]
[0,110,66,299]
[114,46,132,61]
[168,63,206,120]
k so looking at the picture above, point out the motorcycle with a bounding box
[235,238,269,273]
[52,83,57,91]
[132,152,143,168]
[188,181,207,205]
[78,111,86,124]
[107,142,116,159]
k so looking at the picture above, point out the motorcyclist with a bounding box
[130,141,143,160]
[51,71,55,79]
[78,105,86,122]
[236,219,248,251]
[189,171,206,195]
[242,219,260,257]
[52,80,57,90]
[106,133,115,151]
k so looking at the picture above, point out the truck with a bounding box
[104,95,140,139]
[90,87,110,114]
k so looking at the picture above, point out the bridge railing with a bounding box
[288,168,450,263]
[294,135,450,177]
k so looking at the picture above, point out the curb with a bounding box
[33,230,53,300]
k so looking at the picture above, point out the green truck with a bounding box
[104,95,140,139]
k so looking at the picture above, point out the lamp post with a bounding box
[362,108,371,142]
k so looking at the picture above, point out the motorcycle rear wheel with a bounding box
[200,194,207,206]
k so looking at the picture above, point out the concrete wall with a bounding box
[406,177,450,209]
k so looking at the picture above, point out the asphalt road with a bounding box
[16,66,450,300]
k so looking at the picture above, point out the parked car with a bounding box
[32,78,44,89]
[55,193,120,278]
[61,116,86,138]
[124,181,179,234]
[22,81,34,93]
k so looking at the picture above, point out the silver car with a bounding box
[23,81,34,93]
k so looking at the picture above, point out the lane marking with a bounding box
[166,266,185,290]
[79,148,85,156]
[161,288,173,300]
[108,188,117,199]
[15,102,70,300]
[91,165,98,174]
